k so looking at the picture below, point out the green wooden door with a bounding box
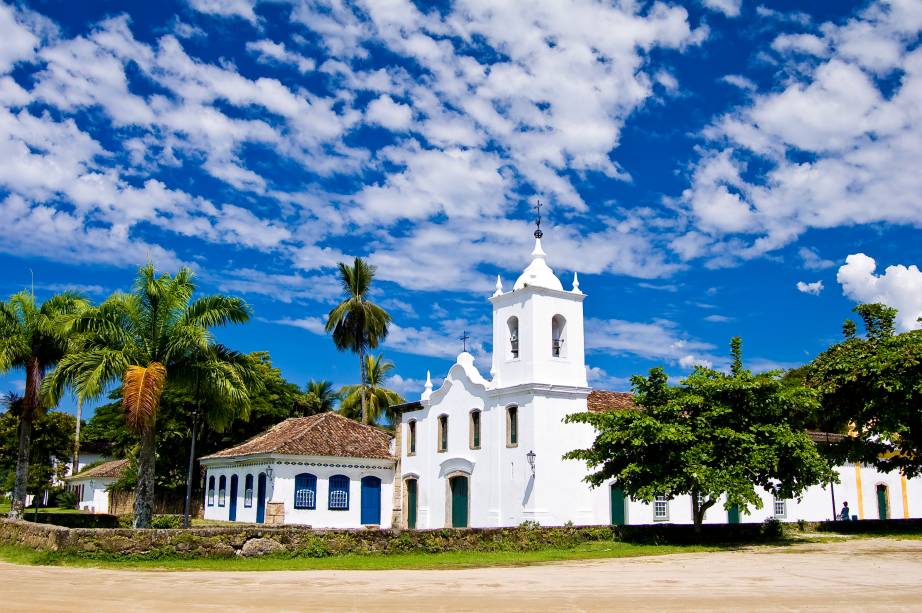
[610,486,625,525]
[876,485,889,519]
[406,479,417,529]
[451,476,468,528]
[728,504,740,524]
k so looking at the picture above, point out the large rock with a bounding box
[240,537,285,557]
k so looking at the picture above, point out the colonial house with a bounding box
[200,412,396,527]
[64,459,128,514]
[392,229,922,529]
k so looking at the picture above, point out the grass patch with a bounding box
[0,540,727,572]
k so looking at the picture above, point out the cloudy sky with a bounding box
[2,0,921,415]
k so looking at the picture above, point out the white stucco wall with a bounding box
[202,456,395,528]
[69,477,114,513]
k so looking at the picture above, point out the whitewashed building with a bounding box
[64,458,127,514]
[200,412,396,527]
[393,229,922,528]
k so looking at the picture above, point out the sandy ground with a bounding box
[1,538,921,612]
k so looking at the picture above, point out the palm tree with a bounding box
[339,354,405,426]
[0,291,88,517]
[45,264,256,528]
[325,258,391,424]
[306,379,338,412]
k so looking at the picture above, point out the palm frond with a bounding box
[123,362,167,432]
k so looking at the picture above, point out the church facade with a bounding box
[394,232,922,529]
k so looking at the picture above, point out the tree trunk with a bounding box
[133,421,157,528]
[359,345,368,424]
[72,397,83,476]
[182,409,199,529]
[9,357,43,519]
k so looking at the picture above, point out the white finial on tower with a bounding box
[493,275,503,297]
[421,370,433,401]
[571,272,582,294]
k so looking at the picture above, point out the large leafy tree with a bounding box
[565,338,834,533]
[45,264,255,528]
[808,303,922,477]
[0,395,76,496]
[340,354,404,426]
[325,258,391,424]
[0,291,88,517]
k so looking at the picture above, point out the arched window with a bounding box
[506,406,518,447]
[244,474,254,507]
[329,475,350,510]
[294,473,317,509]
[551,314,567,357]
[507,316,519,359]
[207,475,215,506]
[470,410,481,449]
[218,475,227,507]
[438,414,449,452]
[408,419,417,455]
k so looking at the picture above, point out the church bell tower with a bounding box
[489,208,587,389]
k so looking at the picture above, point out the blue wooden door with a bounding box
[228,475,238,521]
[361,476,381,525]
[256,473,267,524]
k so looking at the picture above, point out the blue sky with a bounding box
[2,0,922,418]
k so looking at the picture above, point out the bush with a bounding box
[151,515,183,529]
[56,490,78,510]
[27,513,120,528]
[761,517,783,539]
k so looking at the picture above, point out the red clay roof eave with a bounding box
[199,452,398,466]
[65,458,129,481]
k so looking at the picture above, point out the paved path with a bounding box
[1,538,921,611]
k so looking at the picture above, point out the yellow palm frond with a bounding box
[123,362,167,432]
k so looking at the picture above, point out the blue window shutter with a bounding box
[329,475,350,510]
[294,473,317,509]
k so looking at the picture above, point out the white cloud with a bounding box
[796,280,824,295]
[272,316,327,335]
[365,95,413,130]
[799,246,835,270]
[702,0,742,18]
[586,365,632,391]
[0,4,38,74]
[720,74,756,91]
[679,1,922,265]
[188,0,258,24]
[246,39,315,73]
[704,314,732,322]
[679,354,712,369]
[585,317,719,367]
[837,253,922,331]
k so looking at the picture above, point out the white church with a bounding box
[202,227,922,528]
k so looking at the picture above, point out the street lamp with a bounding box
[526,450,536,475]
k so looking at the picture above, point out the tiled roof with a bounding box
[201,412,394,460]
[67,459,128,480]
[587,390,637,412]
[807,431,847,443]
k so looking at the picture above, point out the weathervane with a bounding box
[534,199,543,239]
[459,330,471,353]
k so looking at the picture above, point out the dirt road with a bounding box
[1,538,920,612]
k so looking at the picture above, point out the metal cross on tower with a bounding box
[459,330,471,353]
[534,199,543,239]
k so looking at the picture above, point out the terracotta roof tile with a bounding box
[67,459,128,480]
[587,390,637,412]
[201,412,394,460]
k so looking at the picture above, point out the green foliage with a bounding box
[565,338,835,530]
[339,354,404,426]
[43,263,258,528]
[325,257,392,424]
[807,303,922,477]
[56,489,78,510]
[0,406,75,493]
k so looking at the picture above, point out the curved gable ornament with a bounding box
[429,352,491,403]
[438,457,475,478]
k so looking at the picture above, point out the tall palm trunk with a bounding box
[72,397,83,477]
[9,357,42,519]
[133,421,157,528]
[359,345,368,424]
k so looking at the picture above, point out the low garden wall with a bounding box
[1,518,781,560]
[3,517,919,560]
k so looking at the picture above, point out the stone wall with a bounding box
[2,517,919,561]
